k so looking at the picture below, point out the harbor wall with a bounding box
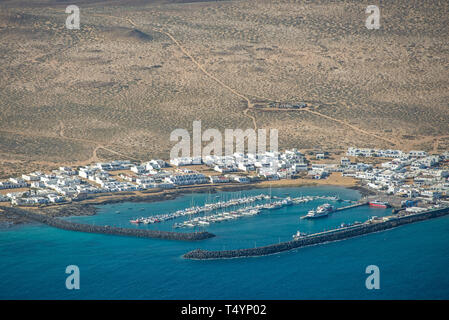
[183,206,449,259]
[2,207,215,241]
[334,202,368,212]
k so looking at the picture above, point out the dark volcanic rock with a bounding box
[183,207,449,259]
[2,206,215,241]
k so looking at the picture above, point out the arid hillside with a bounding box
[0,0,448,177]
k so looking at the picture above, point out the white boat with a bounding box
[301,203,335,219]
[282,197,293,206]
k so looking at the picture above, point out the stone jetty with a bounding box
[334,201,368,212]
[2,206,215,241]
[183,206,449,259]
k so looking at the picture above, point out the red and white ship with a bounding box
[369,200,390,208]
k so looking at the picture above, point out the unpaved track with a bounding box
[303,109,398,146]
[0,121,140,164]
[89,13,423,149]
[404,134,449,153]
[124,17,258,130]
[58,121,140,162]
[57,120,140,162]
[90,13,258,130]
[38,10,441,156]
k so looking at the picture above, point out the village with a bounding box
[0,147,448,208]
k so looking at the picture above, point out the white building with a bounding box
[166,173,207,186]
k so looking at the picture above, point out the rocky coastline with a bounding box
[1,206,215,241]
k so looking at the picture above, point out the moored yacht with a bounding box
[301,203,335,219]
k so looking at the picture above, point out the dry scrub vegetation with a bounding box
[0,0,448,177]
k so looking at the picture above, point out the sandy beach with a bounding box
[0,173,372,226]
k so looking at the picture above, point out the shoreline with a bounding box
[0,175,365,226]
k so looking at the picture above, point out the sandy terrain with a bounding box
[0,0,448,177]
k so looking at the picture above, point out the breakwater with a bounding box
[2,207,215,241]
[334,201,368,212]
[183,206,449,259]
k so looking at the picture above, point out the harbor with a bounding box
[127,194,352,228]
[172,197,293,228]
[183,205,449,260]
[2,185,448,299]
[129,193,271,225]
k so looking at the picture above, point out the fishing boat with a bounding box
[369,200,390,208]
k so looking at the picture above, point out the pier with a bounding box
[183,206,449,259]
[131,194,270,225]
[334,201,368,212]
[2,206,215,241]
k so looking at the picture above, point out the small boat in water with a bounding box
[301,210,328,219]
[369,200,390,208]
[301,203,335,219]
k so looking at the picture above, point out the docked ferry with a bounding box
[369,200,390,208]
[301,203,335,219]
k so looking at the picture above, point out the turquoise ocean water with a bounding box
[1,186,448,299]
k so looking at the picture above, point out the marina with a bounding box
[127,194,351,228]
[129,194,271,225]
[1,0,448,301]
[183,204,449,260]
[173,197,293,228]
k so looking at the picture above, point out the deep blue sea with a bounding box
[1,186,448,299]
